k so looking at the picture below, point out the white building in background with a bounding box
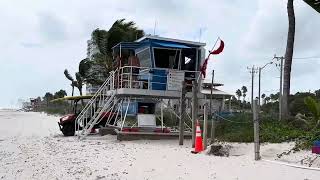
[87,39,100,60]
[169,82,233,115]
[198,82,233,114]
[85,84,100,95]
[85,37,104,95]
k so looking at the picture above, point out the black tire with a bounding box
[61,122,75,136]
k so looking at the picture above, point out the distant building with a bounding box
[86,84,100,95]
[170,82,233,115]
[29,97,42,110]
[87,39,100,60]
[198,82,233,114]
[85,37,104,95]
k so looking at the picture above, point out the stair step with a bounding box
[75,75,116,138]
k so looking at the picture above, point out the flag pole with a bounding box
[197,37,220,82]
[207,37,220,59]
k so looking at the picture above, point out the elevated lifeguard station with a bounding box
[74,36,206,139]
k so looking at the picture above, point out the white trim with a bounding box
[135,47,150,54]
[136,35,206,47]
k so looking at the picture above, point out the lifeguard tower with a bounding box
[75,35,206,139]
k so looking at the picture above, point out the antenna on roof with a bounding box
[199,28,202,42]
[153,20,157,36]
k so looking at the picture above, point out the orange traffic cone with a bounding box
[192,120,203,154]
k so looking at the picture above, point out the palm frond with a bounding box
[64,69,74,81]
[304,96,320,120]
[75,72,83,87]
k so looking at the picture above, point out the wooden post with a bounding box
[251,66,254,111]
[209,70,214,121]
[161,102,164,131]
[279,57,284,121]
[210,107,219,144]
[179,82,186,145]
[203,104,208,149]
[191,81,198,148]
[253,99,260,160]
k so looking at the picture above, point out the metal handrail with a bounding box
[75,71,115,136]
[79,93,116,137]
[115,65,200,91]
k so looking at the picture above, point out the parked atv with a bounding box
[52,95,115,136]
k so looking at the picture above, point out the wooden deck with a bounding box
[106,88,204,99]
[115,129,192,141]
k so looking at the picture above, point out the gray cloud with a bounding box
[243,0,320,56]
[37,13,67,42]
[1,0,320,107]
[20,42,42,48]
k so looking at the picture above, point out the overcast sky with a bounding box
[0,0,319,108]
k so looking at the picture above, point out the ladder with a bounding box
[75,73,116,138]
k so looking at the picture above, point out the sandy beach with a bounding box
[0,109,320,180]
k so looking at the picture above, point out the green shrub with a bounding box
[212,113,317,149]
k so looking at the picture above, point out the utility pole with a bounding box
[209,70,214,120]
[191,81,198,148]
[258,67,261,106]
[253,99,260,160]
[203,103,208,150]
[247,66,258,110]
[274,55,284,121]
[210,70,216,144]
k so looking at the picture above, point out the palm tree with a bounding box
[270,93,279,102]
[241,86,248,102]
[64,69,84,98]
[236,89,242,109]
[265,97,271,104]
[75,72,83,96]
[43,92,54,106]
[274,92,280,101]
[261,93,266,104]
[86,19,145,86]
[64,69,77,96]
[282,0,295,119]
[75,72,84,106]
[236,89,242,100]
[304,96,320,130]
[54,90,67,99]
[92,29,110,71]
[315,89,320,99]
[107,19,144,53]
[304,0,320,13]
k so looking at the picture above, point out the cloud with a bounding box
[242,0,320,57]
[20,42,42,48]
[37,13,67,42]
[0,0,320,107]
[237,0,320,97]
[242,0,288,57]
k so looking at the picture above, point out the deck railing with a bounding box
[111,66,200,92]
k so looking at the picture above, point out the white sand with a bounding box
[0,110,320,180]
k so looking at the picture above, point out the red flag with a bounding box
[200,58,209,78]
[200,39,224,78]
[210,40,224,55]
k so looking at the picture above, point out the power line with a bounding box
[262,89,280,93]
[293,56,320,60]
[273,55,284,121]
[247,65,259,108]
